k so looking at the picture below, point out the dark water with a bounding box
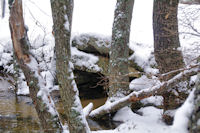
[0,77,119,132]
[0,78,41,132]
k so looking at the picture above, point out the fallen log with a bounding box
[89,67,199,119]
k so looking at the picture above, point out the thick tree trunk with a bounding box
[153,0,185,125]
[9,0,62,131]
[109,0,134,101]
[50,0,90,133]
[153,0,184,76]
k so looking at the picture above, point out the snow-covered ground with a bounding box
[0,0,199,132]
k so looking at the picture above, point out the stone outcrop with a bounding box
[72,34,141,78]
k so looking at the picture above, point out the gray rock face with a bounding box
[72,34,134,57]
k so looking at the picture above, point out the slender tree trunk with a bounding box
[109,0,134,101]
[9,0,62,131]
[153,0,185,125]
[50,0,90,133]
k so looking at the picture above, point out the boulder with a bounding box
[72,34,134,56]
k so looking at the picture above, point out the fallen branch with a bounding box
[89,67,199,119]
[83,103,94,118]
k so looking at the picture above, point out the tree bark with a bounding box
[9,0,62,131]
[50,0,90,133]
[153,0,184,76]
[109,0,134,101]
[153,0,185,124]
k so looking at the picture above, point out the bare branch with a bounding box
[180,32,200,37]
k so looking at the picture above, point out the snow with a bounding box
[91,88,195,133]
[190,75,197,85]
[129,75,161,91]
[67,61,91,132]
[109,107,168,133]
[172,88,195,133]
[141,96,163,106]
[0,0,200,132]
[83,102,94,117]
[64,15,70,31]
[16,72,29,95]
[178,4,200,65]
[72,0,115,36]
[72,33,111,48]
[27,56,59,116]
[71,47,101,72]
[129,42,158,74]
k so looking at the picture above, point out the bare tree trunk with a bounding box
[9,0,62,131]
[153,0,186,125]
[153,0,184,76]
[109,0,134,101]
[50,0,90,132]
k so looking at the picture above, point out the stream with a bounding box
[0,76,120,132]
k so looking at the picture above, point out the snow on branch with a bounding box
[83,102,94,118]
[9,0,62,129]
[89,65,199,119]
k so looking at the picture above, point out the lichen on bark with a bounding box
[109,0,134,101]
[50,0,90,132]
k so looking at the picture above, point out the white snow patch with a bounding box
[83,102,93,117]
[71,47,101,71]
[190,75,197,85]
[64,15,70,31]
[26,56,59,116]
[171,88,195,133]
[141,96,163,106]
[129,42,158,74]
[112,106,168,133]
[130,75,161,91]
